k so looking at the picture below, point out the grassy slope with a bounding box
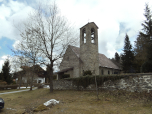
[0,89,152,114]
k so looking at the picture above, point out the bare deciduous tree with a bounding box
[14,2,78,92]
[12,32,42,90]
[11,56,30,89]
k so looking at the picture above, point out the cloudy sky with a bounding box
[0,0,152,71]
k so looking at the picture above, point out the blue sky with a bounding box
[0,37,14,56]
[0,0,152,72]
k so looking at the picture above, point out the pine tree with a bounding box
[140,3,152,61]
[1,59,12,84]
[121,34,134,73]
[0,72,3,80]
[115,52,120,63]
[134,3,152,72]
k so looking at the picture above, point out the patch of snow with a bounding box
[44,85,50,88]
[6,108,16,110]
[17,87,30,89]
[44,99,59,106]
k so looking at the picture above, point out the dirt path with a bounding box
[0,87,37,95]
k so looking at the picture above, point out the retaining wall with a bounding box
[53,75,152,93]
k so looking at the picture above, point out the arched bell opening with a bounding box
[82,28,86,43]
[91,28,95,43]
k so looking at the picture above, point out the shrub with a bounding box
[38,84,44,89]
[53,75,57,80]
[142,60,152,73]
[12,81,16,84]
[0,80,7,85]
[62,74,70,79]
[33,83,41,87]
[83,70,92,76]
[0,85,18,90]
[70,75,127,89]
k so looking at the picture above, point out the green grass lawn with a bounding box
[0,88,152,114]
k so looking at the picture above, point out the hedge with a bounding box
[0,80,7,85]
[0,84,18,90]
[66,74,135,89]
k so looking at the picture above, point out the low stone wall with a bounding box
[101,75,152,93]
[53,79,73,90]
[53,75,152,93]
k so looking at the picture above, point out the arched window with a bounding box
[82,28,86,43]
[91,28,95,43]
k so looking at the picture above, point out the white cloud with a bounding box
[0,0,34,41]
[55,0,152,58]
[0,55,9,72]
[1,0,152,60]
[12,40,20,50]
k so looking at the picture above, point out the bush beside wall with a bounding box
[66,75,128,89]
[0,85,18,90]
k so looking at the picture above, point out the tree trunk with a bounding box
[95,75,99,100]
[19,76,22,89]
[30,75,33,91]
[26,82,28,88]
[49,64,53,92]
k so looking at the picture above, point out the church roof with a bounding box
[80,22,99,29]
[69,45,119,70]
[69,45,80,57]
[98,53,119,69]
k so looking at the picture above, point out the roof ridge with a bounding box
[69,45,79,58]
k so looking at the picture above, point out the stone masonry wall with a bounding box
[53,80,73,90]
[80,22,99,75]
[53,75,152,93]
[101,75,152,93]
[59,46,80,78]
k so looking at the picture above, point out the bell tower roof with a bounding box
[80,22,99,29]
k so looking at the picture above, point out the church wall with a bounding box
[99,67,120,75]
[99,67,114,75]
[59,46,80,78]
[65,70,73,78]
[80,23,99,75]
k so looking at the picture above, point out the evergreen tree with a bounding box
[115,52,120,63]
[140,3,152,61]
[121,34,134,73]
[1,59,12,84]
[0,72,3,80]
[134,3,152,72]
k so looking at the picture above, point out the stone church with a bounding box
[56,22,120,79]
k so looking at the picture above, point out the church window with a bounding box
[91,28,95,43]
[108,70,110,75]
[101,69,104,75]
[82,28,86,43]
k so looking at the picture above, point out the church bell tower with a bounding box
[80,22,99,75]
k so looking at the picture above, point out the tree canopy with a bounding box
[121,34,134,73]
[1,59,12,84]
[13,2,77,92]
[134,3,152,72]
